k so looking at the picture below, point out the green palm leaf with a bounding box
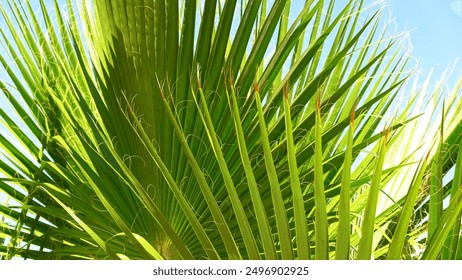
[1,0,461,260]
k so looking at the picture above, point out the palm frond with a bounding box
[1,0,461,260]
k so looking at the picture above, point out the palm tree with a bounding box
[0,0,461,260]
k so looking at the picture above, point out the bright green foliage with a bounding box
[0,0,461,260]
[335,104,355,259]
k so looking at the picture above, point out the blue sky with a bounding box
[385,0,462,75]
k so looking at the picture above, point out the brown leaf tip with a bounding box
[316,86,324,111]
[283,83,289,100]
[159,87,166,101]
[229,77,234,87]
[128,103,134,114]
[254,79,259,93]
[351,100,359,124]
[425,149,431,161]
[384,126,391,141]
